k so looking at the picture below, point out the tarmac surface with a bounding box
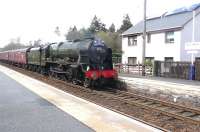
[0,71,94,132]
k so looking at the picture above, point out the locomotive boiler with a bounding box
[45,37,117,87]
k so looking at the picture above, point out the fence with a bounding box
[154,61,191,79]
[112,57,122,64]
[114,64,153,76]
[114,61,200,80]
[195,61,200,81]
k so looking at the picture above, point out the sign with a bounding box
[187,50,198,54]
[185,42,200,50]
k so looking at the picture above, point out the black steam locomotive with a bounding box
[0,37,117,88]
[45,38,117,87]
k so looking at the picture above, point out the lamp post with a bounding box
[189,11,196,80]
[142,0,147,76]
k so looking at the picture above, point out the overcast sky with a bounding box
[0,0,200,47]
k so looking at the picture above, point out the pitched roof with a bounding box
[123,3,200,36]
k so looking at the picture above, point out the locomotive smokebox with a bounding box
[88,39,107,64]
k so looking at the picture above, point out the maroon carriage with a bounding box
[0,51,9,61]
[8,48,29,65]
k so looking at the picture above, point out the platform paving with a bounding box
[119,73,200,96]
[0,71,94,132]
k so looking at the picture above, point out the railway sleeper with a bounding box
[191,115,200,121]
[141,101,155,105]
[119,91,200,115]
[140,103,200,124]
[121,96,135,100]
[148,103,162,108]
[179,111,196,117]
[133,99,147,103]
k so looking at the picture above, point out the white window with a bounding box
[128,57,137,65]
[165,31,174,43]
[128,36,137,46]
[145,57,154,63]
[147,33,151,43]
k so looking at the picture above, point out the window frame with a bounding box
[145,57,154,62]
[147,33,151,43]
[165,31,175,44]
[128,36,137,46]
[128,57,137,65]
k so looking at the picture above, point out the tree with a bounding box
[96,31,121,53]
[54,26,61,36]
[33,39,42,47]
[118,14,133,33]
[109,23,116,33]
[65,26,82,41]
[79,28,93,39]
[79,28,87,36]
[2,37,26,51]
[89,15,107,33]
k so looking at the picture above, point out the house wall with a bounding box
[181,11,200,61]
[122,31,181,64]
[122,36,143,64]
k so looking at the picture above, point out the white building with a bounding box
[122,3,200,64]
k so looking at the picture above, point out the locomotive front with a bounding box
[84,39,117,87]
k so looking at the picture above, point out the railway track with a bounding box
[100,88,200,125]
[1,63,200,131]
[48,75,200,126]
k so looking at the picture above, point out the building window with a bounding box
[147,33,151,43]
[128,57,137,65]
[165,31,174,43]
[128,36,137,46]
[164,57,173,62]
[196,57,200,62]
[145,57,154,65]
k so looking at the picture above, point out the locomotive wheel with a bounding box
[83,78,91,88]
[66,68,73,81]
[48,71,54,78]
[72,79,78,85]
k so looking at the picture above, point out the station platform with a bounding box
[0,65,162,132]
[119,73,200,97]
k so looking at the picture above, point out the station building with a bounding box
[122,3,200,64]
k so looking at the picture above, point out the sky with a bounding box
[0,0,200,47]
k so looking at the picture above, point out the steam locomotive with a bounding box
[0,37,117,88]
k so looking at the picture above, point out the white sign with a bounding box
[187,50,198,54]
[185,42,200,50]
